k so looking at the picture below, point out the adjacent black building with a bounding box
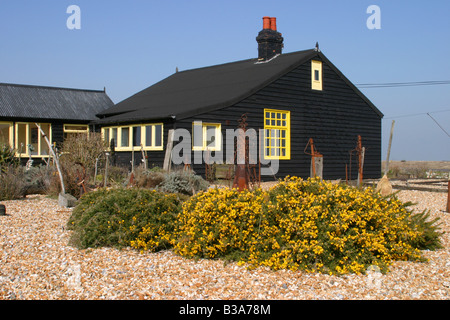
[0,83,113,159]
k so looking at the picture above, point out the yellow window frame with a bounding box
[64,124,89,140]
[192,122,222,151]
[264,109,291,160]
[14,122,52,157]
[63,124,89,133]
[0,121,13,147]
[102,123,164,151]
[311,60,323,91]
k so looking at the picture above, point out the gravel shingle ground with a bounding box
[0,189,448,300]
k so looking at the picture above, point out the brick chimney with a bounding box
[256,16,284,61]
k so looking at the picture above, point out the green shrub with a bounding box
[67,187,183,250]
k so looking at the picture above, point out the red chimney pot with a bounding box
[270,17,277,31]
[262,16,271,29]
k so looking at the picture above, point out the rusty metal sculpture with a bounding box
[348,135,365,187]
[304,138,323,178]
[233,114,250,191]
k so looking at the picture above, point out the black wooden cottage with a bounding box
[96,17,383,180]
[0,83,113,161]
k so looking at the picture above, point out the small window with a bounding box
[64,124,88,140]
[264,109,290,160]
[311,60,323,91]
[192,122,221,151]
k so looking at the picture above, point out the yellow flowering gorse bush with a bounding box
[172,177,441,274]
[68,176,442,275]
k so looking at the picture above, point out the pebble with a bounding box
[0,190,448,300]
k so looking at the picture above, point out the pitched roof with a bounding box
[97,49,382,124]
[0,83,114,122]
[96,49,319,123]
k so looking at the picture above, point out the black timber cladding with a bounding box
[0,83,114,122]
[174,55,381,180]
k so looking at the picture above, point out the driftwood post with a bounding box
[357,147,365,187]
[163,129,174,172]
[384,120,395,175]
[35,123,65,194]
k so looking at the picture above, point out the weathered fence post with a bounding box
[447,180,450,213]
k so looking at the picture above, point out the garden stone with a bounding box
[58,193,78,208]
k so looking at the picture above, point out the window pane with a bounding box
[121,127,129,147]
[17,124,27,153]
[39,124,50,155]
[271,148,275,156]
[154,125,162,147]
[132,127,141,147]
[112,128,118,147]
[145,126,152,147]
[265,112,270,119]
[206,126,216,148]
[104,129,110,144]
[315,70,320,81]
[0,124,11,145]
[193,123,203,148]
[30,124,39,155]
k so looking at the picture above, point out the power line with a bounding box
[427,113,450,139]
[383,108,450,120]
[356,80,450,88]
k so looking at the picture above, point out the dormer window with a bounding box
[311,60,323,91]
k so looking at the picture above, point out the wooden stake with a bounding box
[163,129,174,172]
[385,120,395,175]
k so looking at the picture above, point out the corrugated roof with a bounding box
[0,83,114,121]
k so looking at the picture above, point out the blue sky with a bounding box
[1,0,449,161]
